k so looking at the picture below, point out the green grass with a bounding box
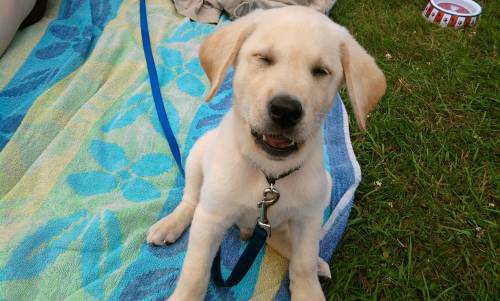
[322,1,499,300]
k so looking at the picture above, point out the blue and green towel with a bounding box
[0,0,360,300]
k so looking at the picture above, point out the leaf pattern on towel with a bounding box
[100,93,180,135]
[0,209,124,301]
[0,0,121,151]
[158,47,206,97]
[0,210,89,280]
[183,70,234,148]
[49,24,80,40]
[0,114,24,134]
[91,0,112,29]
[118,267,180,301]
[60,0,86,19]
[0,69,57,98]
[80,210,123,299]
[67,140,172,201]
[35,25,95,59]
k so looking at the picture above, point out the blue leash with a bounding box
[139,0,184,176]
[139,0,270,287]
[211,225,268,287]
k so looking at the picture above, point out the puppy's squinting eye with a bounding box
[254,54,275,66]
[311,66,330,77]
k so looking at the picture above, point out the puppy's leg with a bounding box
[268,224,331,278]
[147,136,206,245]
[288,216,325,301]
[168,207,230,301]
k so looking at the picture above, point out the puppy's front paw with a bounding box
[147,216,184,245]
[147,206,193,245]
[290,283,325,301]
[166,294,188,301]
[167,287,205,301]
[290,276,325,301]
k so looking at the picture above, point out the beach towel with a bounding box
[0,0,360,300]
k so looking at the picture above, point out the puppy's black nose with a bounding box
[268,95,303,128]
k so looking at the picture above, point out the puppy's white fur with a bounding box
[147,6,385,301]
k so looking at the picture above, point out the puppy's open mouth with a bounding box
[251,129,300,157]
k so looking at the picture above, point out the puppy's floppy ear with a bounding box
[199,13,259,102]
[341,33,386,131]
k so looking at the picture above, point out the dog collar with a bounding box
[263,165,301,185]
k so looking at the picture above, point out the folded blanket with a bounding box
[0,0,360,300]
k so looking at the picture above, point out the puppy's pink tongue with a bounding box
[263,134,291,149]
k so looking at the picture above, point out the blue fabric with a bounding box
[0,0,123,150]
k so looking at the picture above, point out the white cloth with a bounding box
[173,0,337,23]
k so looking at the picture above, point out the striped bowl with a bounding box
[422,0,482,29]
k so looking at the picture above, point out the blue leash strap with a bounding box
[139,0,185,176]
[211,224,268,287]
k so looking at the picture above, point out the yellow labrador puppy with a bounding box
[147,6,385,301]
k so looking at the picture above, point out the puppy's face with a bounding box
[200,7,386,163]
[232,12,344,159]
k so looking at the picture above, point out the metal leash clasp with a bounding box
[257,183,280,237]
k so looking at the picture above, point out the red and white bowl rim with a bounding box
[430,0,482,17]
